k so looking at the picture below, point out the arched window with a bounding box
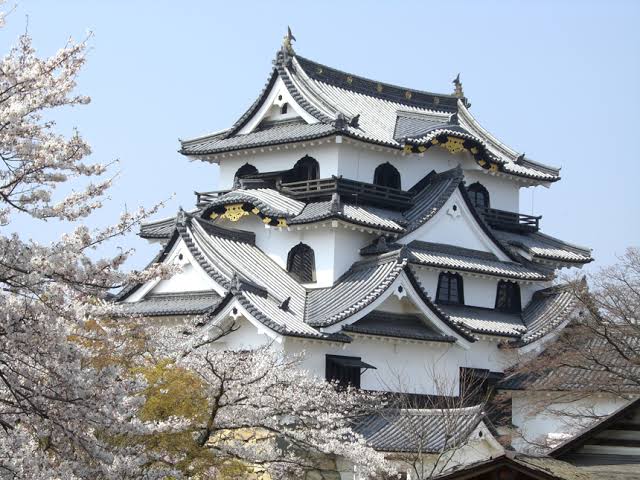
[235,163,258,180]
[467,182,490,210]
[436,272,464,305]
[280,103,288,114]
[495,280,521,313]
[290,155,320,182]
[373,162,401,189]
[287,243,316,283]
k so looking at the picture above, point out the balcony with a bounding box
[195,189,231,208]
[279,176,414,210]
[481,207,540,233]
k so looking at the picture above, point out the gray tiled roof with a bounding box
[289,201,406,232]
[185,217,321,338]
[438,304,527,337]
[140,215,177,239]
[202,188,305,218]
[493,229,593,264]
[180,121,337,156]
[499,333,640,393]
[356,405,485,453]
[403,167,464,234]
[305,253,407,327]
[519,285,578,345]
[343,310,456,343]
[119,291,223,317]
[407,241,552,281]
[439,284,580,340]
[129,208,577,345]
[393,112,452,140]
[180,50,559,183]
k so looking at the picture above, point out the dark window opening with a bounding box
[373,162,401,189]
[467,182,490,210]
[280,103,288,114]
[436,272,464,305]
[459,367,503,404]
[287,155,320,183]
[287,242,316,283]
[325,355,375,389]
[495,280,521,313]
[234,163,258,184]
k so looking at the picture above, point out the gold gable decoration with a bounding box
[209,203,288,227]
[404,133,501,173]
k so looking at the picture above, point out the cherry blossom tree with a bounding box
[131,338,392,479]
[0,11,392,479]
[0,11,170,479]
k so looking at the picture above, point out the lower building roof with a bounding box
[433,451,592,480]
[356,405,485,454]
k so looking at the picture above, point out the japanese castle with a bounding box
[120,32,638,478]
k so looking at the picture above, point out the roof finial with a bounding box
[282,26,296,55]
[453,73,464,98]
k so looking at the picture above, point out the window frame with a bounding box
[467,182,490,210]
[286,242,316,283]
[373,162,402,189]
[495,280,522,313]
[436,272,464,305]
[325,355,363,389]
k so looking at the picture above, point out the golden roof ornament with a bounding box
[282,26,296,55]
[452,73,464,98]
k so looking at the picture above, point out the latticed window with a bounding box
[467,182,490,210]
[436,272,464,305]
[495,280,521,313]
[373,162,401,189]
[287,243,316,283]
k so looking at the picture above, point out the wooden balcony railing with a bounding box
[280,176,414,210]
[195,189,231,208]
[481,207,540,233]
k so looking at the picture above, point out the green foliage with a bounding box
[136,359,208,422]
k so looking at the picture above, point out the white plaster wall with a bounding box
[411,267,502,309]
[213,317,281,351]
[332,227,371,280]
[336,142,471,190]
[285,335,513,396]
[510,392,629,452]
[401,191,510,261]
[216,142,340,190]
[211,215,371,287]
[463,169,520,212]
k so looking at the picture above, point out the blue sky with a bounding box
[4,0,639,270]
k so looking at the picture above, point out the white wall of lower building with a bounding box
[510,391,629,452]
[285,334,514,396]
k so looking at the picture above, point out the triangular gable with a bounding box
[400,187,513,262]
[237,75,319,135]
[123,236,225,304]
[320,266,474,348]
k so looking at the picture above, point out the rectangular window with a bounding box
[495,280,521,313]
[325,355,375,389]
[436,272,464,305]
